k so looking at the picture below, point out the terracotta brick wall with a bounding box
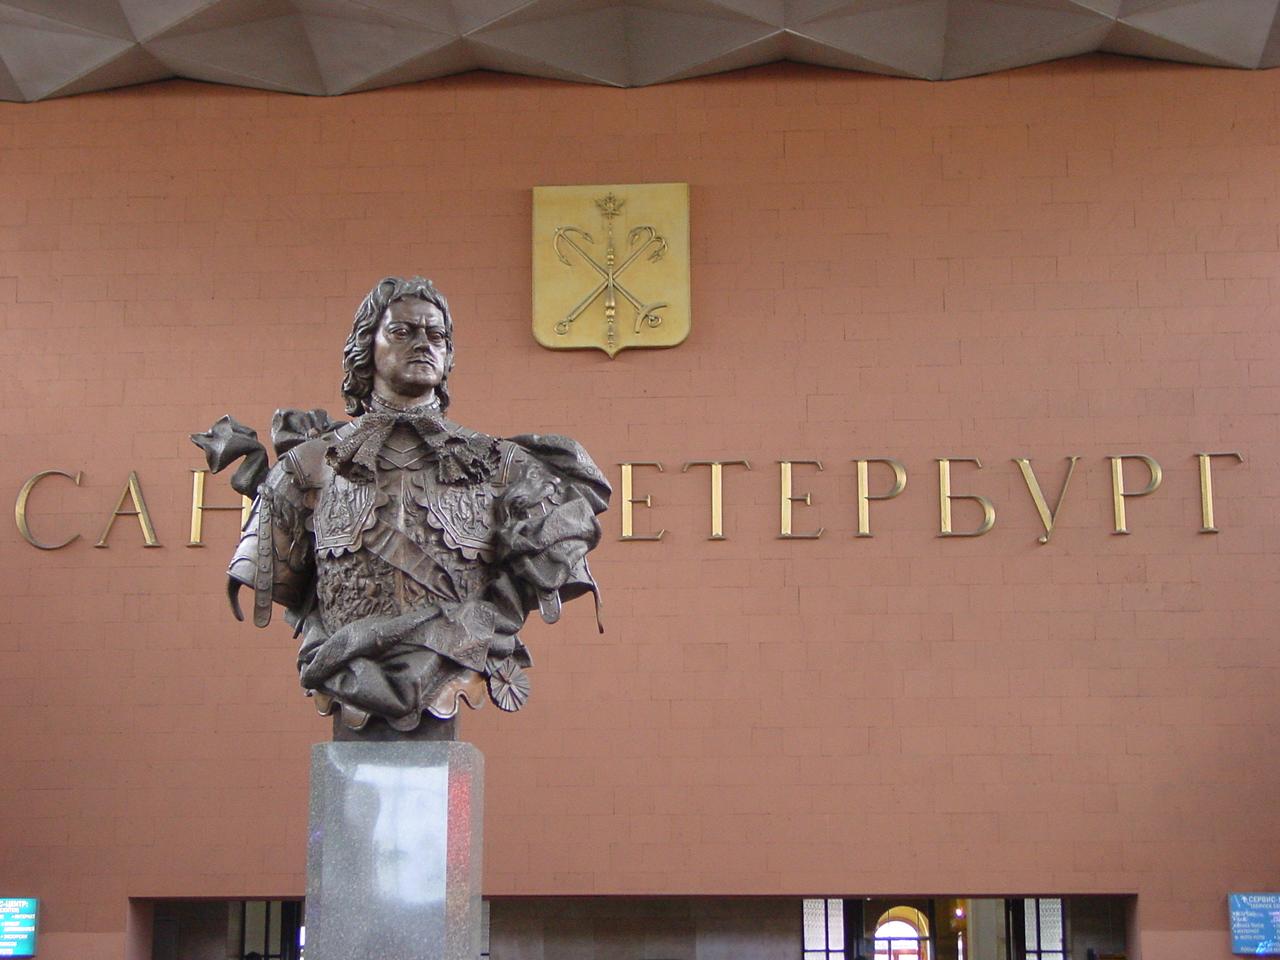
[1,56,1277,960]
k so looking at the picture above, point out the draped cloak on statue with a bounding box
[226,408,610,731]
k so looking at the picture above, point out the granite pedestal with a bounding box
[306,741,483,960]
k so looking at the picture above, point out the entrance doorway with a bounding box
[150,900,302,960]
[872,905,931,960]
[802,895,1130,960]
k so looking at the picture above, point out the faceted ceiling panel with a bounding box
[0,0,1277,101]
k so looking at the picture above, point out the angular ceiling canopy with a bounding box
[0,0,1277,101]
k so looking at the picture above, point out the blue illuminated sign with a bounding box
[0,899,38,958]
[1231,893,1280,956]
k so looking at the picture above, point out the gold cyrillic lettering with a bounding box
[188,469,253,547]
[854,458,906,537]
[619,462,665,541]
[1013,456,1079,544]
[95,471,160,548]
[681,460,750,540]
[1108,455,1162,535]
[1197,452,1243,533]
[937,458,995,537]
[779,460,823,539]
[15,469,82,550]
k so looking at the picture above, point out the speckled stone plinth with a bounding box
[306,741,484,960]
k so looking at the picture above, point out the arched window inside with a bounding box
[873,906,931,960]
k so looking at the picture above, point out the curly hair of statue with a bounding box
[341,276,455,415]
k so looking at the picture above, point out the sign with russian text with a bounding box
[1230,893,1280,955]
[0,899,37,957]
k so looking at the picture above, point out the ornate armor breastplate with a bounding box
[416,441,518,562]
[313,474,376,555]
[310,424,519,631]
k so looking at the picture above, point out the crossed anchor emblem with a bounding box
[552,192,669,352]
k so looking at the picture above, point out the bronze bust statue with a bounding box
[194,277,610,735]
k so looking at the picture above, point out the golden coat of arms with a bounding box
[532,182,690,358]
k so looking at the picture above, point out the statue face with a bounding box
[372,298,449,403]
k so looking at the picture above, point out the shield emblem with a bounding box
[532,182,691,358]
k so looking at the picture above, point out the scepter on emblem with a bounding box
[552,191,669,351]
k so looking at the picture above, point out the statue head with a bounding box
[341,276,455,415]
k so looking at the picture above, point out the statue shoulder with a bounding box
[443,416,491,440]
[507,433,611,511]
[277,430,348,491]
[266,408,351,490]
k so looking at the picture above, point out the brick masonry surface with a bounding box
[0,55,1277,960]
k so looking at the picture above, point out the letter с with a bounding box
[15,469,82,549]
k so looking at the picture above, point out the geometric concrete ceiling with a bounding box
[1,0,1279,102]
